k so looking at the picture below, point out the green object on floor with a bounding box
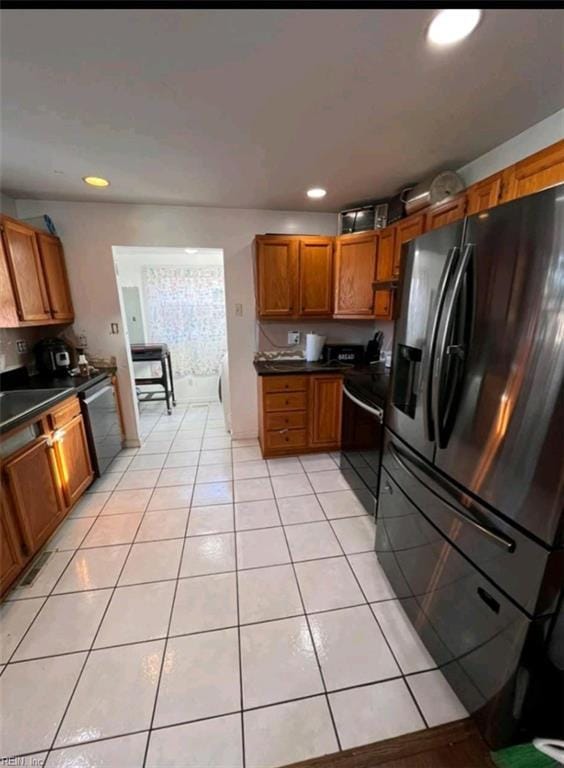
[490,742,557,768]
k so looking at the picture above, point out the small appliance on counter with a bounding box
[322,343,364,366]
[34,338,72,376]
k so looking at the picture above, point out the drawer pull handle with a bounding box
[279,429,288,435]
[477,587,500,614]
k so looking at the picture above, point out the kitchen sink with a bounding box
[0,388,72,430]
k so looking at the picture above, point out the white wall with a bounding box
[13,200,336,439]
[1,193,17,217]
[457,108,564,185]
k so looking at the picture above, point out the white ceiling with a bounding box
[1,9,563,212]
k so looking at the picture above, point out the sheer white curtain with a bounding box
[142,265,227,377]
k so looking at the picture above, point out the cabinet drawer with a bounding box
[262,375,307,394]
[265,428,307,451]
[49,397,81,429]
[265,411,307,430]
[264,392,307,412]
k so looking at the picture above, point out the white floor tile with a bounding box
[171,573,237,635]
[0,598,44,663]
[307,469,364,494]
[199,449,232,465]
[233,460,268,480]
[81,513,143,548]
[300,455,337,472]
[202,436,232,450]
[192,482,234,507]
[245,696,338,768]
[180,533,236,577]
[7,551,73,601]
[267,457,304,476]
[231,438,259,448]
[100,489,152,515]
[270,473,313,498]
[285,521,341,561]
[330,679,425,749]
[46,517,95,551]
[107,455,134,473]
[330,516,375,553]
[86,473,123,494]
[119,540,183,585]
[148,485,194,510]
[170,437,202,452]
[371,600,436,674]
[348,552,397,602]
[236,527,290,569]
[116,469,161,490]
[68,493,111,518]
[277,494,325,525]
[135,508,189,542]
[234,477,273,503]
[317,490,368,519]
[95,581,176,647]
[13,591,111,661]
[139,440,175,455]
[0,653,85,757]
[240,616,323,708]
[157,466,198,487]
[407,669,468,727]
[187,505,234,536]
[238,564,302,625]
[195,463,233,484]
[54,546,129,594]
[232,446,262,463]
[129,453,167,471]
[56,640,165,747]
[164,451,200,468]
[154,629,240,726]
[146,714,243,768]
[309,605,400,690]
[295,557,364,613]
[234,499,280,530]
[47,733,148,768]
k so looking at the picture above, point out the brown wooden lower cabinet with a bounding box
[0,395,95,596]
[258,374,342,457]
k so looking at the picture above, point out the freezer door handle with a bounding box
[388,441,515,552]
[424,246,460,442]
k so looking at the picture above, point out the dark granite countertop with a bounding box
[254,360,356,376]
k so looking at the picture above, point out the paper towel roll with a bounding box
[305,333,326,362]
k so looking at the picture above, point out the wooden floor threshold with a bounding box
[286,718,495,768]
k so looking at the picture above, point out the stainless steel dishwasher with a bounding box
[80,376,123,475]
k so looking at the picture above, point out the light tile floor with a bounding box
[0,400,467,767]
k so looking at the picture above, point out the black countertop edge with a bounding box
[0,388,76,436]
[254,360,357,376]
[15,371,111,394]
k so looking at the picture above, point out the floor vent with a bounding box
[19,551,52,587]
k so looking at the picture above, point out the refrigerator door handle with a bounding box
[432,243,474,449]
[388,441,515,552]
[424,246,460,442]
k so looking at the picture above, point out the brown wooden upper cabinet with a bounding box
[466,172,504,215]
[502,140,564,202]
[0,215,74,327]
[393,213,425,278]
[36,232,74,322]
[334,231,378,317]
[425,194,467,232]
[255,235,333,319]
[374,226,395,282]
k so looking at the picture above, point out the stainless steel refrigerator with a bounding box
[376,184,564,748]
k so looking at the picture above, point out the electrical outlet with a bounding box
[16,340,28,354]
[235,303,243,317]
[287,331,300,345]
[78,334,88,348]
[110,323,119,334]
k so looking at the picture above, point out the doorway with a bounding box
[114,246,228,406]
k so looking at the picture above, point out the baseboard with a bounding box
[123,438,142,448]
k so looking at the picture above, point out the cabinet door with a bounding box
[0,497,25,595]
[334,233,378,317]
[255,237,298,318]
[4,436,65,553]
[375,226,396,282]
[0,231,20,327]
[374,289,393,321]
[36,233,74,322]
[309,376,343,448]
[425,195,467,232]
[504,140,564,201]
[1,218,51,322]
[466,173,503,215]
[55,414,94,507]
[393,214,425,278]
[298,238,333,316]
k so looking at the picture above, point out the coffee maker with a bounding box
[34,338,72,377]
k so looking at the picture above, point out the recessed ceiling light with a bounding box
[427,9,482,46]
[307,187,327,199]
[82,176,110,187]
[184,248,198,254]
